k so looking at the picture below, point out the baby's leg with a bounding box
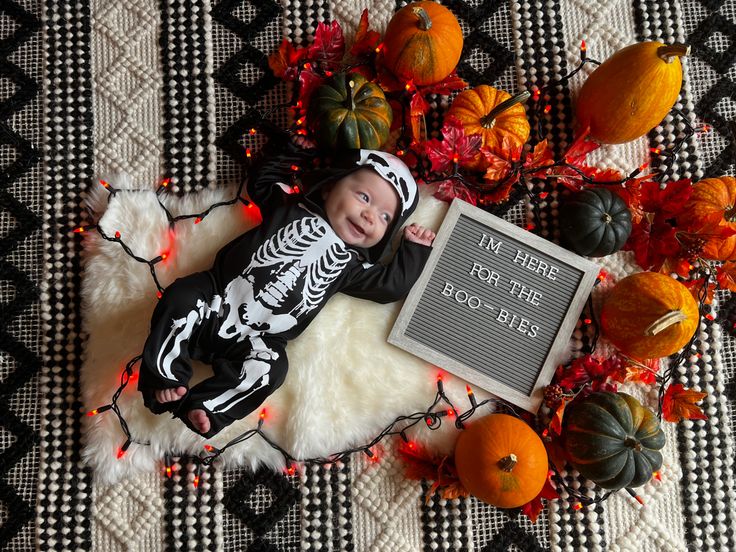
[181,336,288,437]
[138,271,218,414]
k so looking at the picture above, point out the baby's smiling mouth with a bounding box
[348,219,365,237]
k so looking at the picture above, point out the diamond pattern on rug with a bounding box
[92,0,163,185]
[224,467,300,535]
[351,442,423,552]
[93,474,164,549]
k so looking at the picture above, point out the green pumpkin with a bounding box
[308,72,392,151]
[559,188,632,257]
[564,392,665,490]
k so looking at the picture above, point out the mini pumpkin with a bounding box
[677,176,736,261]
[454,414,548,508]
[564,392,665,489]
[447,86,531,170]
[600,272,699,360]
[308,72,392,151]
[382,1,463,86]
[559,188,632,257]
[576,42,689,144]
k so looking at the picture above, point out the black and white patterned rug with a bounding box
[2,0,735,550]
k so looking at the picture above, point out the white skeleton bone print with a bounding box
[154,217,352,393]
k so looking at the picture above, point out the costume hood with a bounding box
[302,149,420,263]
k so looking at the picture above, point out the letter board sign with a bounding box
[389,199,600,413]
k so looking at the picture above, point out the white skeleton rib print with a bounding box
[155,216,352,404]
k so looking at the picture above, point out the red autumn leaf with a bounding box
[297,69,326,112]
[418,70,469,96]
[613,180,645,224]
[434,178,478,206]
[564,127,600,166]
[376,61,404,93]
[268,38,309,80]
[520,477,560,523]
[543,433,568,473]
[683,276,717,304]
[639,178,692,218]
[308,20,345,72]
[717,262,736,292]
[624,217,681,272]
[662,384,708,423]
[425,116,482,173]
[350,9,381,57]
[408,92,430,144]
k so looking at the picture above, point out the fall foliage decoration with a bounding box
[575,41,689,144]
[559,188,632,257]
[454,414,548,508]
[661,383,708,423]
[307,72,393,150]
[382,1,464,86]
[677,176,736,261]
[600,272,699,360]
[446,86,531,169]
[564,392,665,489]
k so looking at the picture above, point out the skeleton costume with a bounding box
[138,134,431,437]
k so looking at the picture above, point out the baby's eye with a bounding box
[382,213,391,223]
[358,192,369,202]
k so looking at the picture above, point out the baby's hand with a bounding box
[404,223,436,246]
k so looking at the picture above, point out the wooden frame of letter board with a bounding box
[389,198,600,413]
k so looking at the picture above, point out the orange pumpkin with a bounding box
[382,1,463,86]
[576,42,689,144]
[678,176,736,261]
[600,272,699,360]
[454,414,548,508]
[447,86,531,170]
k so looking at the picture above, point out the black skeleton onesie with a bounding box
[138,138,431,437]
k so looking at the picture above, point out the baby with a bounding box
[138,132,436,437]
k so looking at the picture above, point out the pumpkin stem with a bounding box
[498,453,518,472]
[346,79,356,111]
[644,310,688,336]
[657,43,690,64]
[480,91,531,129]
[624,437,642,452]
[412,7,432,31]
[602,213,613,224]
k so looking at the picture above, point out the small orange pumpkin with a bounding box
[454,414,548,508]
[600,272,699,360]
[677,176,736,261]
[576,42,689,144]
[382,1,463,86]
[447,86,531,170]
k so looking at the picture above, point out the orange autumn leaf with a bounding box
[717,261,736,293]
[549,396,573,435]
[662,384,708,423]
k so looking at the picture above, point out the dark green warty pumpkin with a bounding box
[564,392,665,490]
[559,188,632,257]
[307,72,392,151]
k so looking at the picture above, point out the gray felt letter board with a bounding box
[389,199,600,413]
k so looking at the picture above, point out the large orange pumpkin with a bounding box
[600,272,699,360]
[576,42,689,144]
[454,414,548,508]
[382,1,463,86]
[447,86,531,170]
[677,176,736,261]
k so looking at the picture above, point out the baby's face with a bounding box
[323,168,399,249]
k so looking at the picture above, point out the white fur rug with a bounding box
[80,174,495,483]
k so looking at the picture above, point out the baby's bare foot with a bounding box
[155,386,186,404]
[188,409,211,434]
